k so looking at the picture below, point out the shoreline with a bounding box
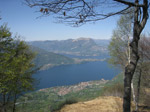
[39,58,107,71]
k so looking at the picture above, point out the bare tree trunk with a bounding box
[123,0,148,111]
[123,1,140,111]
[1,94,7,112]
[123,40,139,112]
[135,69,142,111]
[128,34,137,110]
[12,93,17,112]
[131,82,136,104]
[128,35,137,109]
[1,106,6,112]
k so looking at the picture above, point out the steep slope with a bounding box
[16,79,109,112]
[30,46,75,69]
[28,38,108,56]
[58,96,123,112]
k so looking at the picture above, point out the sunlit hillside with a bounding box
[58,96,123,112]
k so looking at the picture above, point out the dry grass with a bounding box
[58,96,123,112]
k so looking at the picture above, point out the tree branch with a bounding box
[91,6,131,20]
[25,0,149,26]
[139,0,149,32]
[114,0,145,7]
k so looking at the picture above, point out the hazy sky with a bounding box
[0,0,149,41]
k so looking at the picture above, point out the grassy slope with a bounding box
[59,96,123,112]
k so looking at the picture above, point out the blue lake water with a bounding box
[33,61,121,89]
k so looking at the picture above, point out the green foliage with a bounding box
[108,12,133,69]
[50,97,78,112]
[101,73,124,97]
[10,41,36,92]
[0,25,14,94]
[108,36,127,68]
[0,24,36,112]
[102,83,124,98]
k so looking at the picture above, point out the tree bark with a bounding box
[131,82,136,104]
[123,0,148,111]
[123,0,140,112]
[123,38,140,112]
[12,93,17,112]
[135,68,142,111]
[1,94,7,112]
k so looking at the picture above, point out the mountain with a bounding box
[94,39,110,47]
[28,38,108,56]
[30,46,75,70]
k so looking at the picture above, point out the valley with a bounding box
[16,38,122,112]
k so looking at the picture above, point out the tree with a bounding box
[135,36,150,110]
[108,13,150,111]
[0,24,14,112]
[25,0,149,111]
[108,11,133,70]
[10,41,36,112]
[108,12,141,110]
[0,25,36,112]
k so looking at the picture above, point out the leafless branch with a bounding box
[25,0,149,27]
[139,36,150,60]
[139,0,149,32]
[114,0,145,7]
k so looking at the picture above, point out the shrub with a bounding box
[50,97,78,112]
[102,82,124,98]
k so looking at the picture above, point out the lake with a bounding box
[33,61,121,89]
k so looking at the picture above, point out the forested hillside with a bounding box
[30,46,75,70]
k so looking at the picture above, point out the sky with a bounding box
[0,0,149,41]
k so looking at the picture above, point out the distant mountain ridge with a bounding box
[94,39,110,47]
[28,38,109,56]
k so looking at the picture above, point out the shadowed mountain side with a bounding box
[30,46,75,70]
[30,45,107,70]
